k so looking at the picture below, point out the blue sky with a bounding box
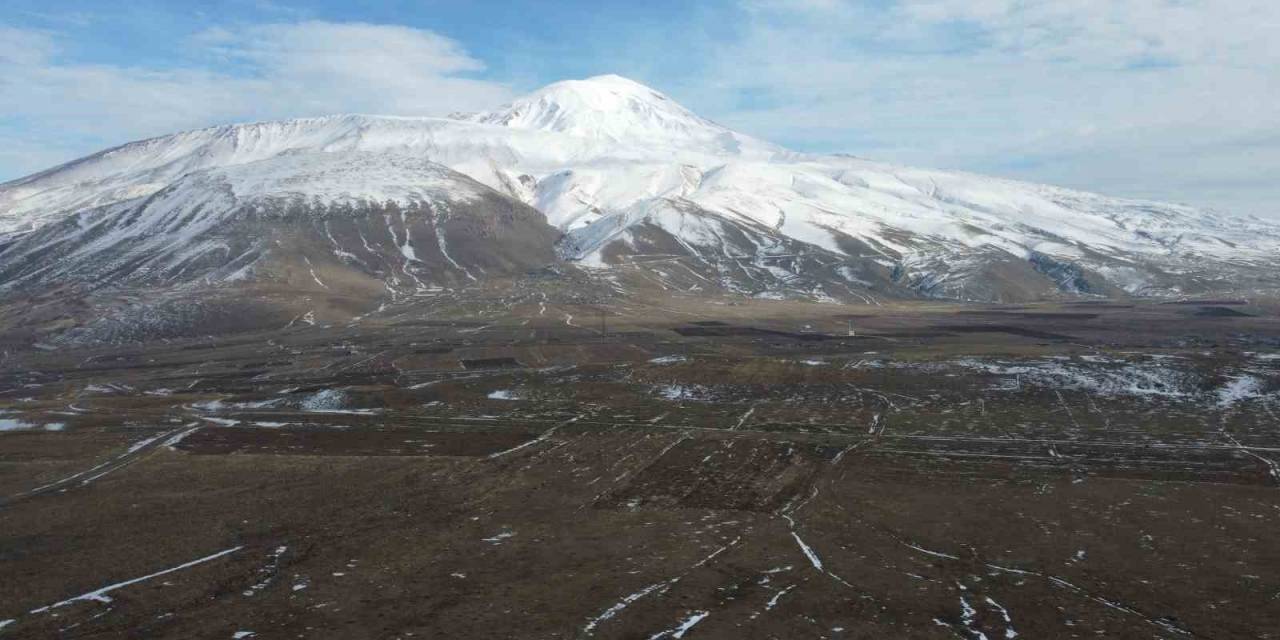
[2,0,1278,219]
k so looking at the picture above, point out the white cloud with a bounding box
[0,21,511,180]
[195,21,508,114]
[678,0,1280,217]
[0,24,59,65]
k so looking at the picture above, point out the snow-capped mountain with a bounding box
[0,152,558,294]
[2,74,1278,301]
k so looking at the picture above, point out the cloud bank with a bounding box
[682,0,1279,216]
[0,21,511,176]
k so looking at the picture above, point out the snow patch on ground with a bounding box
[0,419,64,432]
[300,389,347,411]
[1217,375,1266,407]
[482,529,515,544]
[648,355,687,365]
[657,384,708,401]
[648,611,709,639]
[951,358,1197,398]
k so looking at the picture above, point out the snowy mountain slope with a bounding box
[562,157,1280,299]
[0,152,559,293]
[2,74,1278,301]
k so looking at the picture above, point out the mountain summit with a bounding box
[461,74,777,156]
[2,74,1279,304]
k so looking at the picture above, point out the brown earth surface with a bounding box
[2,292,1278,639]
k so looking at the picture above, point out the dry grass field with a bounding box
[2,290,1278,638]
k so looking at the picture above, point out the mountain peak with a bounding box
[577,73,657,89]
[464,74,769,154]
